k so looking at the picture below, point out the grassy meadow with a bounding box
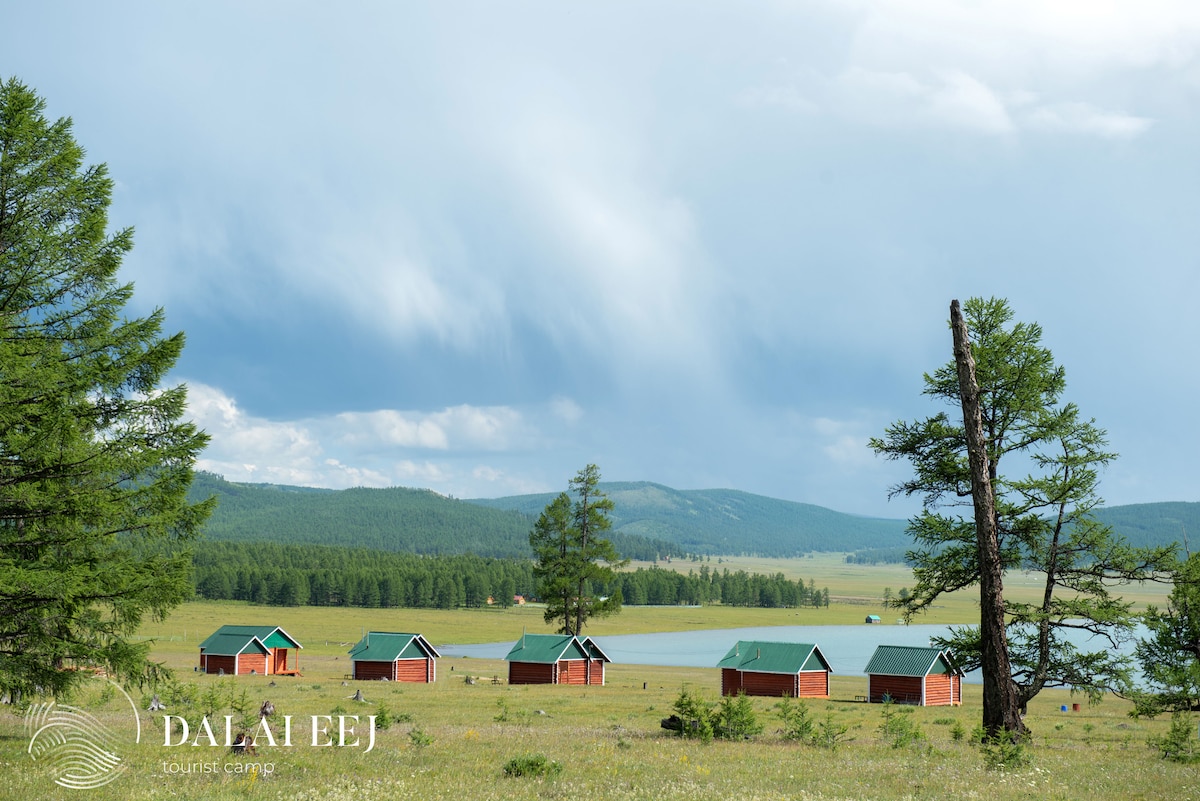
[0,558,1190,801]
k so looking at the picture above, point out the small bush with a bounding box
[669,686,716,743]
[776,695,816,743]
[374,703,393,731]
[950,720,966,742]
[409,728,434,750]
[715,692,763,740]
[980,731,1031,771]
[878,700,926,749]
[814,712,851,751]
[1149,712,1200,763]
[503,753,562,778]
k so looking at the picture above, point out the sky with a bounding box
[5,1,1198,519]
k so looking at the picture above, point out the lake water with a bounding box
[439,622,1139,685]
[439,623,983,680]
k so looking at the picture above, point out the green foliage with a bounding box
[153,679,255,731]
[374,703,393,731]
[494,697,511,723]
[878,700,927,749]
[408,727,434,750]
[871,297,1174,715]
[813,711,851,751]
[775,695,816,742]
[1131,553,1200,717]
[670,686,717,742]
[531,465,628,635]
[1148,711,1200,763]
[950,720,967,742]
[979,731,1031,771]
[502,753,562,779]
[0,78,213,698]
[715,692,763,740]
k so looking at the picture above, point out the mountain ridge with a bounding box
[189,473,1197,559]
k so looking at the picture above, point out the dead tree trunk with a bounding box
[950,299,1028,740]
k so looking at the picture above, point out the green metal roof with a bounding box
[348,632,441,662]
[199,625,302,652]
[199,633,270,657]
[505,634,610,664]
[716,641,832,674]
[864,645,961,677]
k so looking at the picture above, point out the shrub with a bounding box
[669,686,716,743]
[980,731,1031,771]
[715,692,763,740]
[1149,712,1200,763]
[409,728,434,750]
[878,700,926,749]
[776,695,815,743]
[814,712,851,751]
[503,753,562,778]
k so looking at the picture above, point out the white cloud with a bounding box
[187,382,565,496]
[838,67,1015,134]
[746,0,1200,140]
[1020,102,1152,139]
[812,416,881,469]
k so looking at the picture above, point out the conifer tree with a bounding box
[530,464,626,635]
[0,78,213,696]
[872,297,1171,739]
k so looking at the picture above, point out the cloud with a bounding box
[186,382,566,496]
[1020,101,1153,139]
[838,67,1015,134]
[743,1,1200,139]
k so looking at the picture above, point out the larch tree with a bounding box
[530,464,626,635]
[1131,552,1200,716]
[0,78,213,697]
[871,297,1172,740]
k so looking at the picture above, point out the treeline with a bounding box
[844,546,913,565]
[190,542,829,610]
[193,541,536,608]
[615,566,830,608]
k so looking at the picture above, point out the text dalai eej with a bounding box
[162,714,377,753]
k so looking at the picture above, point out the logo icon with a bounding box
[25,680,141,790]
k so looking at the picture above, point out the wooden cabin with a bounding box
[348,632,441,682]
[864,645,963,706]
[505,634,611,685]
[198,625,303,676]
[716,640,832,698]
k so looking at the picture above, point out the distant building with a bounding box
[865,615,882,624]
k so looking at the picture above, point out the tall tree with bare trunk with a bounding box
[872,297,1171,740]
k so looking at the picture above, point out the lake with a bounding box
[440,623,980,679]
[439,622,1140,684]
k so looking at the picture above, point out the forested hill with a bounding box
[1092,502,1200,551]
[189,473,1197,560]
[467,482,912,557]
[187,473,682,560]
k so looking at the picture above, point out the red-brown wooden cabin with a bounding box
[198,625,303,676]
[717,640,832,698]
[348,632,441,682]
[505,633,611,685]
[864,645,963,706]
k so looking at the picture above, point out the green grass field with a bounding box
[0,560,1189,801]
